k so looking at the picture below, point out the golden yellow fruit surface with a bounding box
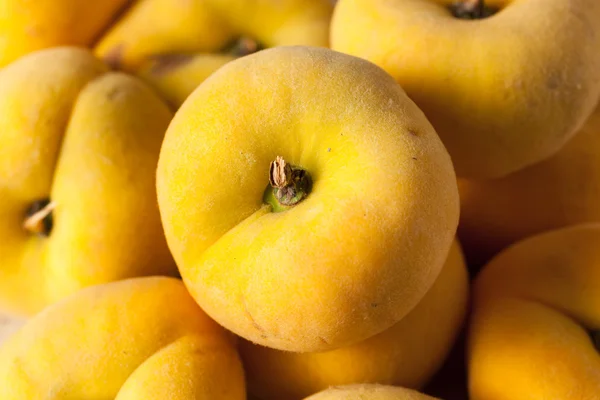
[0,276,246,399]
[304,384,439,400]
[467,224,600,399]
[0,0,129,67]
[94,0,236,71]
[459,103,600,267]
[157,46,459,352]
[123,0,334,107]
[331,0,600,179]
[240,239,468,399]
[136,53,237,109]
[1,0,333,106]
[0,47,175,315]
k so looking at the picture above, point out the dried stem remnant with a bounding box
[266,156,311,209]
[450,0,496,19]
[223,36,263,57]
[23,200,56,236]
[269,156,293,188]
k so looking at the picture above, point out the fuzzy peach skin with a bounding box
[126,0,334,107]
[0,47,176,316]
[1,0,333,107]
[94,0,236,71]
[96,0,333,71]
[135,53,237,109]
[330,0,600,179]
[1,0,332,73]
[304,384,439,400]
[156,46,460,352]
[0,277,246,399]
[459,103,600,267]
[202,0,333,48]
[0,0,129,67]
[240,240,468,400]
[467,224,600,399]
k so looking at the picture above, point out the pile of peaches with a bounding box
[1,0,599,399]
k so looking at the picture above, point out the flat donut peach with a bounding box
[304,384,439,400]
[0,47,175,315]
[467,224,600,399]
[240,239,468,399]
[156,46,459,352]
[0,277,246,399]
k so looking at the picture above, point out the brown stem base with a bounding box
[263,156,311,212]
[450,0,498,19]
[222,36,264,57]
[23,199,55,237]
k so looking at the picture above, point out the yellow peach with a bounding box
[94,0,235,71]
[240,240,468,400]
[157,46,459,352]
[126,0,334,107]
[136,53,236,109]
[96,0,333,72]
[0,277,246,399]
[467,224,600,399]
[331,0,600,179]
[202,0,333,48]
[0,0,128,67]
[304,384,439,400]
[0,47,175,315]
[2,0,333,107]
[459,103,600,267]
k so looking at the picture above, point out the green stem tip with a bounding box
[263,156,311,212]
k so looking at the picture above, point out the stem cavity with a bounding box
[450,0,497,19]
[263,156,311,212]
[23,199,56,237]
[222,36,264,57]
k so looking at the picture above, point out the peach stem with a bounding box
[264,156,311,211]
[23,201,56,235]
[464,0,484,14]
